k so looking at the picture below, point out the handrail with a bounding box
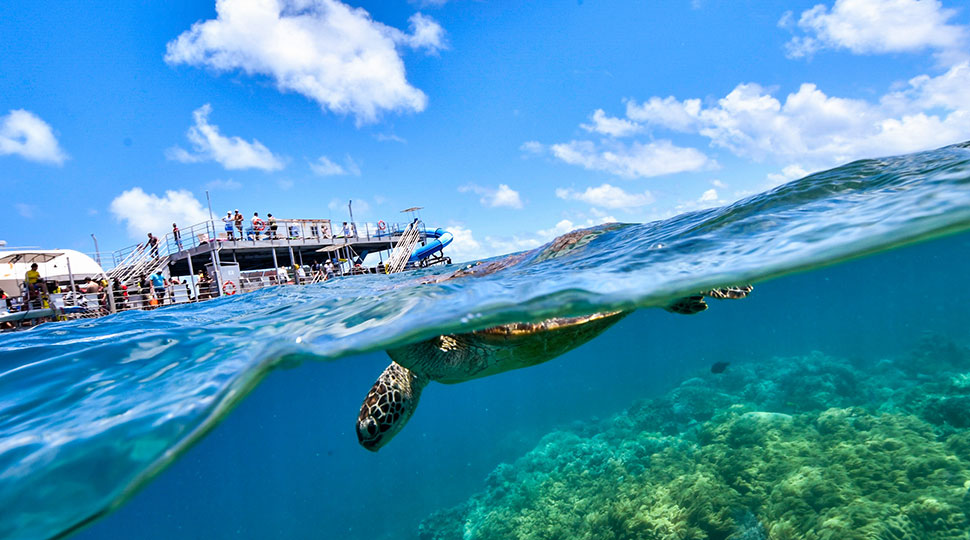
[384,221,423,274]
[108,217,419,273]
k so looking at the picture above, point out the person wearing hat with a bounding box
[223,211,235,240]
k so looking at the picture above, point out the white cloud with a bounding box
[520,141,544,154]
[712,179,727,188]
[698,188,718,202]
[459,184,524,209]
[406,13,446,53]
[15,203,37,219]
[167,104,284,171]
[165,0,445,124]
[555,183,654,209]
[441,224,487,262]
[310,155,361,176]
[623,62,970,170]
[109,188,210,239]
[547,139,715,178]
[490,184,523,208]
[537,219,577,239]
[580,109,643,137]
[0,110,67,165]
[206,178,242,190]
[625,96,701,132]
[782,0,969,65]
[375,133,407,143]
[311,156,344,176]
[767,164,812,185]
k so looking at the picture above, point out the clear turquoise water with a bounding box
[3,142,970,539]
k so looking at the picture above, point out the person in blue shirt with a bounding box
[150,272,167,304]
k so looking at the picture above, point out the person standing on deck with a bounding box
[150,271,167,304]
[172,223,182,250]
[234,210,244,239]
[147,233,159,259]
[252,212,263,240]
[267,213,277,239]
[223,211,235,240]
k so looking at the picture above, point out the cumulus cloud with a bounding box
[545,139,715,179]
[109,188,210,239]
[310,155,361,176]
[441,224,487,262]
[555,183,654,209]
[0,110,67,165]
[165,0,445,124]
[626,97,701,132]
[766,164,811,185]
[698,188,718,202]
[781,0,969,65]
[459,184,524,209]
[581,109,643,137]
[167,104,284,171]
[623,62,970,169]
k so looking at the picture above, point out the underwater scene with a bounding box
[4,141,970,539]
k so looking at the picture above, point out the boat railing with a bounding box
[106,217,417,274]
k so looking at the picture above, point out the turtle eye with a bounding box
[357,417,380,448]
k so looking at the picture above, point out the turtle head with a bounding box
[356,362,427,452]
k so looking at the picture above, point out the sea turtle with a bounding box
[356,226,752,451]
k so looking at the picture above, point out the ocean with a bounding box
[3,141,970,539]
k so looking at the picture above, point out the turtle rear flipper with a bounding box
[665,295,708,314]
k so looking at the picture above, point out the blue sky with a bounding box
[1,0,969,262]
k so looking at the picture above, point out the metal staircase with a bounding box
[108,236,172,285]
[384,222,422,274]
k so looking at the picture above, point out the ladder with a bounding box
[109,247,170,286]
[384,222,422,274]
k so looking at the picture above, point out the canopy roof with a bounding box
[0,252,61,264]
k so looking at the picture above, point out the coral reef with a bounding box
[420,336,970,540]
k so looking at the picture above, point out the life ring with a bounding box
[222,280,237,295]
[377,220,387,231]
[253,219,266,232]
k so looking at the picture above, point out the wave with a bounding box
[1,141,970,539]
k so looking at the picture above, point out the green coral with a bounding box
[421,339,970,540]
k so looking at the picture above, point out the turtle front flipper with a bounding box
[665,285,753,315]
[356,362,429,452]
[704,285,753,300]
